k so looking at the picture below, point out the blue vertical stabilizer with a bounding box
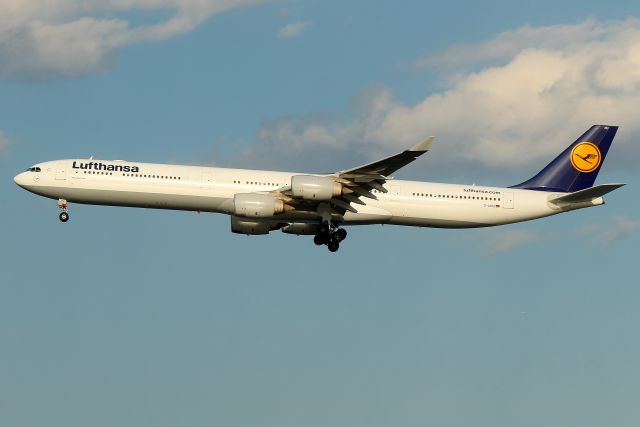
[511,125,618,192]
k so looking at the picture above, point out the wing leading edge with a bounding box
[338,137,434,178]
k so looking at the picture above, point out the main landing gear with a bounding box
[58,199,69,222]
[313,222,347,252]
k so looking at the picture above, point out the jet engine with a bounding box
[234,193,285,218]
[291,175,342,200]
[230,216,272,235]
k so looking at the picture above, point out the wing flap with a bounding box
[331,198,358,213]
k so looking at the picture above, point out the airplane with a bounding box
[14,125,624,252]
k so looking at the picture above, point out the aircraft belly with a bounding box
[377,198,556,228]
[342,204,393,224]
[389,216,489,228]
[25,185,230,212]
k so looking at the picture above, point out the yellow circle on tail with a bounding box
[570,142,601,173]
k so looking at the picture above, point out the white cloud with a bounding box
[466,214,639,255]
[477,229,541,256]
[243,18,640,173]
[414,18,611,69]
[0,0,261,80]
[584,216,640,247]
[277,20,311,38]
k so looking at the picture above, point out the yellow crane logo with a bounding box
[570,142,601,173]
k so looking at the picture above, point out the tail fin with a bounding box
[511,125,618,192]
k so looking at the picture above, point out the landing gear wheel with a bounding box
[59,211,69,222]
[327,239,340,252]
[313,234,326,245]
[334,228,347,242]
[318,222,330,236]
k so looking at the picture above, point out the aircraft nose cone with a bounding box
[14,172,28,188]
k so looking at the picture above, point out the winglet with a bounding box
[410,136,434,152]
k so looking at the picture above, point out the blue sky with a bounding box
[1,1,639,426]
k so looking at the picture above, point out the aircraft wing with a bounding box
[338,137,434,178]
[271,137,434,215]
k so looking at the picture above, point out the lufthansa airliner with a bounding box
[14,125,624,252]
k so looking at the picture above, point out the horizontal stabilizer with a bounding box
[550,183,625,204]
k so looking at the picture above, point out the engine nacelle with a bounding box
[230,216,272,235]
[291,175,342,200]
[234,193,285,218]
[281,223,318,235]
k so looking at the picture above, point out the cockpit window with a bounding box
[26,167,41,172]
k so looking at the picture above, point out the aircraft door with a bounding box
[55,163,67,180]
[502,191,514,209]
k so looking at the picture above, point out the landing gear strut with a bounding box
[314,203,347,252]
[313,221,347,252]
[58,199,69,223]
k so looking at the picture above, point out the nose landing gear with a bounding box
[58,199,69,222]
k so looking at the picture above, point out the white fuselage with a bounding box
[14,159,597,228]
